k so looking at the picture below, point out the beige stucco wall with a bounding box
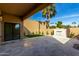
[0,14,24,42]
[39,25,54,36]
[23,19,79,37]
[0,17,3,43]
[3,14,21,23]
[3,14,24,39]
[69,28,79,36]
[23,19,54,36]
[23,19,39,35]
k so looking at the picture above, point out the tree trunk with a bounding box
[38,22,40,34]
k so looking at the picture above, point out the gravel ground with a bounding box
[0,36,79,56]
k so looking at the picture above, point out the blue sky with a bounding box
[29,3,79,26]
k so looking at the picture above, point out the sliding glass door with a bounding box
[4,23,20,41]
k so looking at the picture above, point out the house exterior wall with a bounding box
[3,14,21,23]
[0,17,3,43]
[3,14,24,39]
[0,14,23,43]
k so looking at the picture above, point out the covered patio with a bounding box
[0,36,79,56]
[0,3,79,56]
[0,3,50,42]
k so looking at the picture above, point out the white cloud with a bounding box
[50,14,79,26]
[54,14,79,20]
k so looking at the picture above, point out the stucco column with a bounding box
[0,17,4,44]
[0,21,2,43]
[20,20,24,39]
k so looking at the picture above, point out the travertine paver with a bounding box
[0,36,79,56]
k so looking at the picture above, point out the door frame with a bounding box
[4,22,20,41]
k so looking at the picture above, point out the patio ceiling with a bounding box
[0,3,50,19]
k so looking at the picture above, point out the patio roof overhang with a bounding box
[0,3,51,20]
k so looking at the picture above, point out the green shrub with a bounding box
[42,32,44,35]
[46,31,49,35]
[25,35,43,38]
[51,31,54,35]
[68,33,74,38]
[32,32,34,35]
[39,32,41,35]
[36,32,38,34]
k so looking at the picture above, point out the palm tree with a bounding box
[42,4,56,28]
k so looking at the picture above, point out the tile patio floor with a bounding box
[0,36,79,56]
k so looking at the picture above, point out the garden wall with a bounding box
[23,19,54,36]
[23,19,39,35]
[69,28,79,36]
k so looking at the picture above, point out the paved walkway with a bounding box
[0,36,79,56]
[52,36,70,44]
